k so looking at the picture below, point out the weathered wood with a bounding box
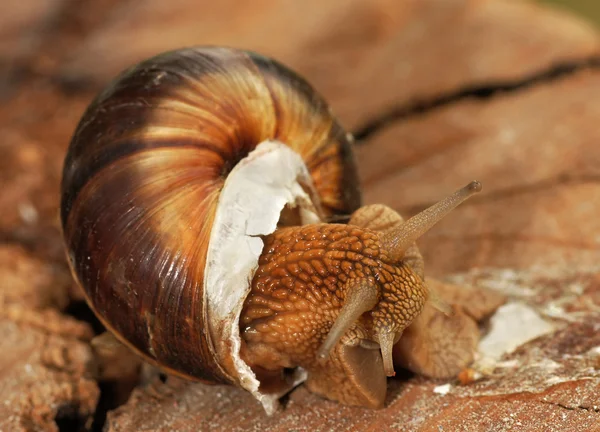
[0,250,98,431]
[104,267,600,432]
[1,0,600,430]
[359,70,600,276]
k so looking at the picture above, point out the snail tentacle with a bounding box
[380,181,482,261]
[317,277,378,361]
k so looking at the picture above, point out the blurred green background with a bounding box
[543,0,600,25]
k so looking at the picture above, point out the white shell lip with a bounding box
[204,140,321,414]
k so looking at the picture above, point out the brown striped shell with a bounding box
[60,47,360,405]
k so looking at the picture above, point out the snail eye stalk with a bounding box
[381,181,482,262]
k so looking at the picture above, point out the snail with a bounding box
[60,46,482,413]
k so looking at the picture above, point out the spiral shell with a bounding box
[60,47,360,401]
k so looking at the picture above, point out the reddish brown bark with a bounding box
[1,0,599,430]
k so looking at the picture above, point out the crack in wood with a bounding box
[540,400,600,413]
[353,56,600,142]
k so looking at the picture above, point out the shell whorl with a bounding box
[60,46,360,384]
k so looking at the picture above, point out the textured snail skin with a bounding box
[241,223,426,407]
[61,47,360,385]
[240,185,483,406]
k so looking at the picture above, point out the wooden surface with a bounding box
[1,0,600,430]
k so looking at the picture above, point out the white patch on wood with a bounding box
[478,302,555,360]
[433,383,452,395]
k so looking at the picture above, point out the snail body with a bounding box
[241,222,425,407]
[61,46,480,412]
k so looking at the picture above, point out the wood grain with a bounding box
[1,0,599,430]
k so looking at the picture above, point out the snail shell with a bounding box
[60,47,360,411]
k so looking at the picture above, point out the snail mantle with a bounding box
[205,140,319,414]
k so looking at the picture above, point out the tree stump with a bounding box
[1,0,599,430]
